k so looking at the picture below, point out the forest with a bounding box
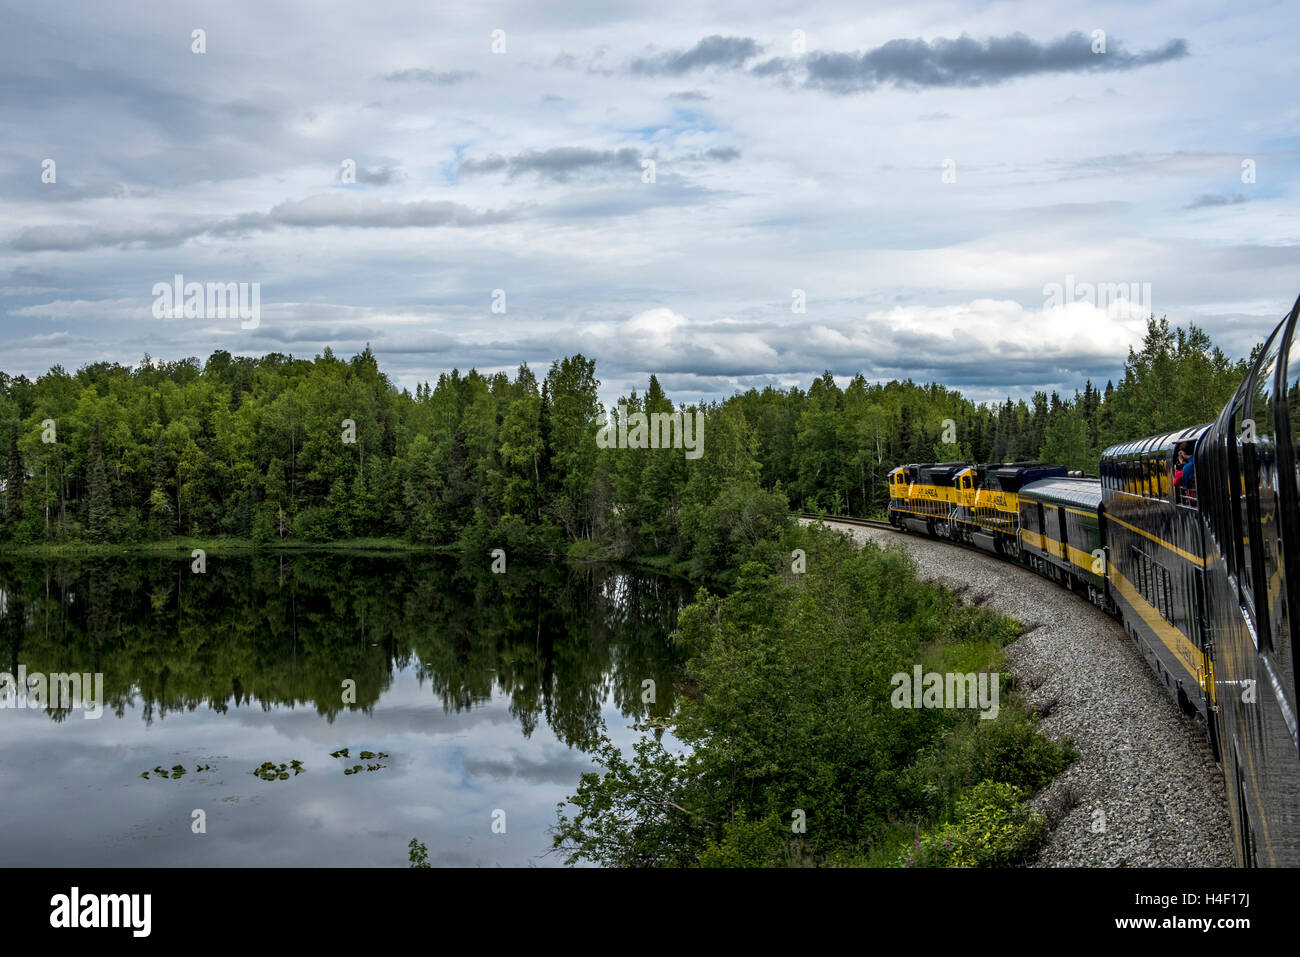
[0,314,1249,571]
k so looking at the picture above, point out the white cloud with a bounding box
[0,0,1295,404]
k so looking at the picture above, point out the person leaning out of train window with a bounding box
[1174,442,1196,503]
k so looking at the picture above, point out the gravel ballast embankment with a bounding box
[806,519,1233,867]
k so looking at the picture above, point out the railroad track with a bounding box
[798,512,897,532]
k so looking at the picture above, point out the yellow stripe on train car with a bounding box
[1109,566,1210,692]
[1105,513,1205,567]
[1021,527,1102,578]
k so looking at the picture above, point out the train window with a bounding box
[1211,431,1232,551]
[1225,410,1245,578]
[1231,394,1263,646]
[1251,328,1283,651]
[1290,325,1300,498]
[1192,571,1207,648]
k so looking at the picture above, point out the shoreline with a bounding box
[0,537,442,558]
[0,538,703,582]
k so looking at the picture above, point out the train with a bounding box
[885,294,1300,867]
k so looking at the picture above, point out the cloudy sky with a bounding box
[2,0,1296,406]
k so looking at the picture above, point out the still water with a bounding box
[0,555,690,866]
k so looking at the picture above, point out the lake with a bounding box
[0,554,691,866]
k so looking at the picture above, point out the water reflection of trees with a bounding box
[0,557,688,748]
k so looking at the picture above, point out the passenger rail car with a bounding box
[1100,424,1220,760]
[881,293,1300,866]
[1017,477,1110,613]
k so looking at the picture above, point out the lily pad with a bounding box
[250,758,305,781]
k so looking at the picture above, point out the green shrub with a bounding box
[901,780,1047,868]
[901,708,1076,820]
[292,506,333,542]
[696,812,795,868]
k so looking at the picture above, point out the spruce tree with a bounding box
[87,421,110,542]
[5,421,23,526]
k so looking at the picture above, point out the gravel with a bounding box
[804,519,1234,868]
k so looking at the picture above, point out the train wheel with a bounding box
[1192,709,1208,736]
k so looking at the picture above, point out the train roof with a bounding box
[1018,477,1103,511]
[918,463,967,483]
[989,462,1067,490]
[1101,423,1213,461]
